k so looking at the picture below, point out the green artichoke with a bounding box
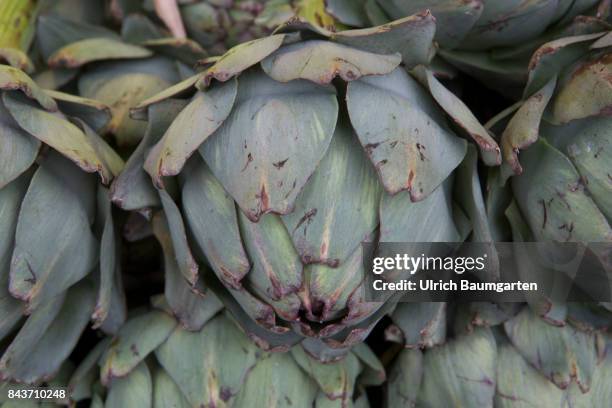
[485,30,611,297]
[317,0,611,97]
[386,305,611,407]
[69,289,383,407]
[32,0,206,148]
[0,65,125,384]
[111,13,503,360]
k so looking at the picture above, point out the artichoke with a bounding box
[316,0,611,97]
[112,13,503,360]
[179,0,275,55]
[0,65,125,384]
[69,289,383,407]
[33,0,207,148]
[385,306,612,407]
[486,29,612,324]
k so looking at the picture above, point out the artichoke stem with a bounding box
[0,0,37,51]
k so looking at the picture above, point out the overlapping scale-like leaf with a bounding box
[261,40,401,84]
[153,212,224,331]
[145,78,237,184]
[375,0,483,49]
[181,156,251,289]
[3,92,115,184]
[197,34,286,88]
[348,68,467,200]
[504,308,598,391]
[0,282,95,383]
[282,121,382,266]
[48,37,152,68]
[155,313,260,407]
[238,211,302,320]
[512,138,611,242]
[199,68,338,221]
[0,99,39,189]
[9,152,98,311]
[418,328,497,407]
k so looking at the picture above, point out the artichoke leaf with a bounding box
[105,362,152,408]
[386,348,423,408]
[348,68,467,200]
[418,328,497,407]
[48,37,152,68]
[181,156,250,289]
[92,187,125,330]
[380,175,460,243]
[80,72,173,147]
[0,175,29,341]
[591,31,612,48]
[44,89,112,133]
[261,40,401,84]
[332,12,436,68]
[112,100,187,211]
[0,282,95,384]
[390,302,446,349]
[376,0,483,49]
[551,118,612,222]
[159,189,199,287]
[238,211,302,318]
[501,76,557,175]
[153,212,224,331]
[282,121,382,267]
[36,15,119,61]
[455,145,500,280]
[552,52,612,123]
[512,139,612,242]
[131,74,199,120]
[495,342,566,407]
[504,308,598,391]
[291,345,361,403]
[100,310,177,384]
[68,339,110,402]
[155,313,259,407]
[460,0,560,51]
[303,246,367,322]
[0,102,39,189]
[234,352,319,408]
[417,66,501,166]
[152,368,191,408]
[3,92,114,184]
[0,48,34,73]
[525,32,605,97]
[325,0,369,26]
[197,34,287,88]
[9,153,98,311]
[200,69,338,221]
[0,65,57,111]
[145,78,237,185]
[142,37,207,66]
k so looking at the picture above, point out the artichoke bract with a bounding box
[113,14,501,358]
[0,65,125,384]
[0,0,37,73]
[69,292,382,407]
[489,29,612,286]
[385,306,612,407]
[477,26,611,244]
[33,1,207,148]
[321,0,611,97]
